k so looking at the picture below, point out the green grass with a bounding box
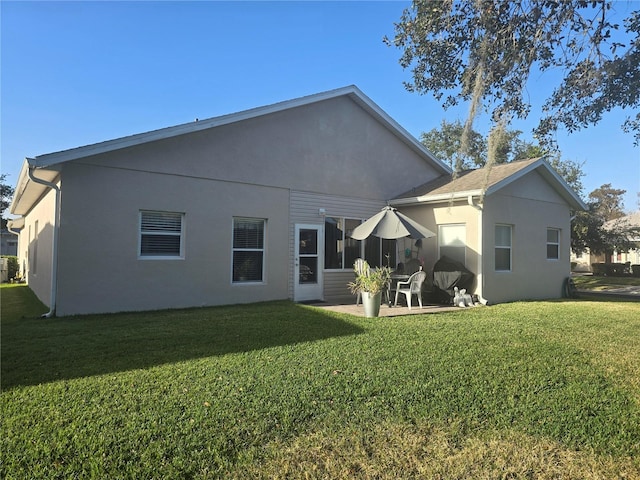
[573,274,640,290]
[2,285,639,479]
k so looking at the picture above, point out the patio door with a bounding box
[294,224,323,302]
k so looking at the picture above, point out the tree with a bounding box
[420,120,486,170]
[1,174,15,230]
[588,183,626,221]
[420,121,585,195]
[385,1,640,156]
[571,184,636,257]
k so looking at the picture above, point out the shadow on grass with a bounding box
[1,290,363,389]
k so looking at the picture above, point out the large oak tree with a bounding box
[385,0,640,159]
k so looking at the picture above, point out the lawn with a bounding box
[2,284,639,479]
[572,274,640,291]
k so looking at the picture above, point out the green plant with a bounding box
[2,285,640,479]
[348,261,391,295]
[1,256,18,281]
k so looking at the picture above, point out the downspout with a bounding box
[28,163,60,318]
[468,195,489,305]
[7,221,20,237]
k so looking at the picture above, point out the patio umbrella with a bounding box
[350,206,436,240]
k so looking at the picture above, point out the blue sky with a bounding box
[2,1,639,212]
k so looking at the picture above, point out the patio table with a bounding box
[387,273,410,307]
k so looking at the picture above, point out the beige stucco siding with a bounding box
[55,163,290,315]
[398,202,481,295]
[481,171,571,303]
[19,183,58,308]
[76,96,441,201]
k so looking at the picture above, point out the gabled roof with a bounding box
[604,211,640,240]
[391,157,587,211]
[10,85,450,216]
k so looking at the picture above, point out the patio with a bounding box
[307,301,465,317]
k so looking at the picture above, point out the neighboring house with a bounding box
[1,229,19,256]
[9,86,585,316]
[570,249,605,272]
[570,211,640,271]
[605,211,640,265]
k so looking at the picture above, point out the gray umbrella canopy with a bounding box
[350,206,436,240]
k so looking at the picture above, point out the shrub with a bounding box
[632,265,640,277]
[591,263,628,277]
[1,256,19,281]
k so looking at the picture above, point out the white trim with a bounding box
[495,224,513,272]
[138,210,185,260]
[546,227,561,261]
[438,223,467,266]
[27,86,450,174]
[390,158,586,212]
[232,217,267,284]
[294,223,324,302]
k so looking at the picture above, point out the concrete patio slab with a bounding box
[307,302,469,317]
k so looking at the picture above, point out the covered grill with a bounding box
[432,256,475,304]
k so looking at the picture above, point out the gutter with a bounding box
[27,161,60,318]
[390,189,484,207]
[6,219,21,237]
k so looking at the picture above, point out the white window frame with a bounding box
[232,217,266,284]
[495,224,512,272]
[546,228,560,260]
[438,224,466,266]
[138,210,185,260]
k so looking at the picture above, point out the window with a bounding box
[364,237,396,269]
[139,210,184,258]
[324,217,396,270]
[547,228,560,260]
[32,222,38,274]
[232,218,265,283]
[495,224,512,271]
[324,217,361,269]
[438,224,466,265]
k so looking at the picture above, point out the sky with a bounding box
[2,1,639,213]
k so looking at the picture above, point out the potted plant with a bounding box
[348,261,391,318]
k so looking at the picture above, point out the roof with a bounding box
[391,157,587,211]
[604,211,640,239]
[10,85,450,216]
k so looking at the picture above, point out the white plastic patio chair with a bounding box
[353,258,369,305]
[394,270,427,309]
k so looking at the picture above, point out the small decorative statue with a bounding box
[453,287,474,307]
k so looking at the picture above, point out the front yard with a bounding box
[1,284,639,479]
[572,273,640,291]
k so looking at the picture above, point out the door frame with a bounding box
[293,223,324,302]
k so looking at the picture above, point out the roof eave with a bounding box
[390,189,483,206]
[9,159,60,216]
[28,85,451,175]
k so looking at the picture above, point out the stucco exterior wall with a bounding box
[481,171,571,303]
[20,183,58,308]
[397,202,482,294]
[48,95,443,315]
[77,96,442,202]
[55,163,290,315]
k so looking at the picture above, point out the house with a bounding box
[605,211,640,265]
[390,159,586,303]
[1,229,19,256]
[570,211,640,271]
[9,86,585,316]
